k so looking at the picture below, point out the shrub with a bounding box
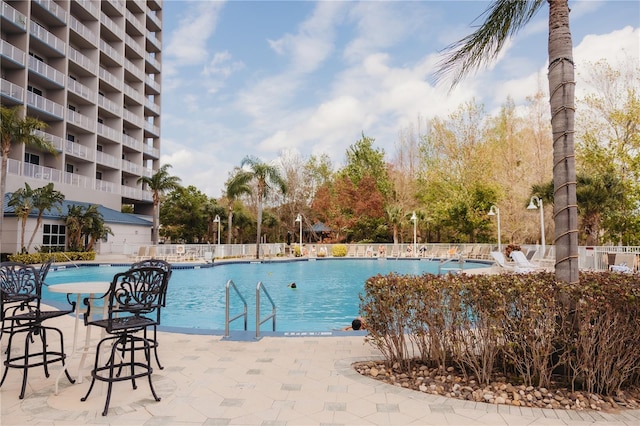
[8,251,96,264]
[332,244,347,257]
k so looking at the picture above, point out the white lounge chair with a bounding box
[510,250,545,271]
[609,253,636,273]
[491,251,534,273]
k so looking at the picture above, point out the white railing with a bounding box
[64,139,93,160]
[97,93,121,115]
[96,123,121,143]
[95,179,118,193]
[29,20,65,54]
[27,92,64,118]
[69,15,98,46]
[68,47,97,73]
[1,39,26,65]
[123,82,143,103]
[142,144,159,158]
[2,1,27,29]
[29,56,65,86]
[33,130,64,152]
[1,78,24,102]
[121,159,141,174]
[67,77,96,102]
[145,52,161,72]
[74,0,98,19]
[32,0,66,23]
[98,66,122,90]
[66,109,95,131]
[99,39,123,64]
[100,11,123,37]
[96,150,119,168]
[122,134,142,151]
[144,121,159,136]
[145,98,160,115]
[145,76,160,93]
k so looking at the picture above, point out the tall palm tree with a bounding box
[435,0,578,283]
[237,156,287,259]
[225,167,252,245]
[8,183,35,253]
[137,164,181,244]
[0,105,55,254]
[27,183,65,252]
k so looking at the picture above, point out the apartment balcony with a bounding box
[97,93,121,116]
[127,0,145,13]
[0,78,24,103]
[123,108,143,127]
[68,47,98,74]
[99,39,123,65]
[29,20,66,56]
[125,33,144,58]
[143,167,153,178]
[122,133,143,152]
[146,30,161,51]
[74,0,99,19]
[144,98,160,116]
[65,139,95,161]
[95,179,118,194]
[105,0,125,16]
[143,144,159,159]
[123,82,143,104]
[98,66,123,90]
[66,109,95,132]
[1,39,25,68]
[69,15,98,47]
[145,7,161,32]
[27,92,64,119]
[68,77,97,103]
[34,130,64,152]
[145,52,161,74]
[100,12,123,39]
[125,8,144,33]
[124,57,144,81]
[1,1,27,32]
[64,171,92,189]
[144,76,160,95]
[29,56,65,87]
[22,162,62,182]
[96,150,119,168]
[144,121,159,137]
[32,0,67,24]
[96,122,122,143]
[122,159,141,174]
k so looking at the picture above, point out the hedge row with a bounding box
[360,272,640,395]
[8,251,96,264]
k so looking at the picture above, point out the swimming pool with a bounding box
[42,258,490,333]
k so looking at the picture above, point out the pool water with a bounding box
[42,258,489,333]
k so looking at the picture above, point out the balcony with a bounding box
[122,159,141,174]
[143,144,159,158]
[105,0,125,16]
[97,122,122,143]
[64,139,94,161]
[64,171,92,189]
[74,0,99,19]
[123,109,143,127]
[69,15,98,46]
[123,82,143,104]
[29,56,65,87]
[146,30,161,51]
[122,133,142,151]
[98,66,122,90]
[95,179,117,193]
[1,39,26,67]
[125,33,144,58]
[144,98,160,116]
[144,75,160,94]
[66,109,95,132]
[27,92,64,119]
[124,57,144,81]
[99,39,123,65]
[68,77,96,103]
[1,1,27,31]
[145,52,161,74]
[100,11,123,38]
[32,0,67,24]
[96,150,119,168]
[144,121,159,137]
[34,130,64,152]
[1,78,24,102]
[97,93,121,115]
[146,7,161,32]
[68,47,98,74]
[29,20,66,56]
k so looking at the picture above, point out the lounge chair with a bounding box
[510,250,545,271]
[491,251,534,273]
[609,253,636,273]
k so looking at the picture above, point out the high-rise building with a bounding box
[1,0,162,251]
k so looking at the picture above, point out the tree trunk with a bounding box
[548,0,579,283]
[255,200,263,259]
[227,206,233,245]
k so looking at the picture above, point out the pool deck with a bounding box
[2,255,631,425]
[3,308,640,425]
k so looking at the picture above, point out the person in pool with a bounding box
[342,317,366,331]
[288,282,297,289]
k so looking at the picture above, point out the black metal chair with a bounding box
[0,262,76,399]
[80,266,169,416]
[129,259,172,369]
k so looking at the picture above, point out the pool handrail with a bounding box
[224,280,248,337]
[255,281,276,339]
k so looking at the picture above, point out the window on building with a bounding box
[68,104,76,111]
[42,224,66,250]
[67,134,75,142]
[66,163,74,173]
[27,85,43,96]
[29,52,44,62]
[96,171,102,180]
[24,153,40,165]
[97,144,103,152]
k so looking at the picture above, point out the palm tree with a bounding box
[137,164,181,244]
[0,105,55,254]
[27,183,65,252]
[237,156,287,259]
[224,167,252,245]
[435,0,578,283]
[8,183,35,253]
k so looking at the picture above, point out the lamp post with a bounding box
[295,214,302,255]
[213,215,220,245]
[410,211,417,257]
[488,205,501,253]
[527,196,545,259]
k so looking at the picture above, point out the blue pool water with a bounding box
[42,258,490,333]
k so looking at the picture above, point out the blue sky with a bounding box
[159,0,640,198]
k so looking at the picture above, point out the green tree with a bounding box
[8,183,35,253]
[224,167,253,245]
[137,164,182,244]
[237,156,287,259]
[160,185,217,243]
[0,105,55,254]
[436,0,579,283]
[65,204,112,251]
[341,133,392,199]
[27,183,65,252]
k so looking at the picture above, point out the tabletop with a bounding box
[47,281,111,294]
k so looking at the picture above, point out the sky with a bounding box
[159,0,640,198]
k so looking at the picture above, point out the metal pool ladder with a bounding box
[255,281,276,338]
[224,280,277,339]
[225,280,247,337]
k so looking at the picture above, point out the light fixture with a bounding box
[527,196,545,259]
[295,214,302,255]
[213,215,221,245]
[410,212,417,257]
[488,205,501,253]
